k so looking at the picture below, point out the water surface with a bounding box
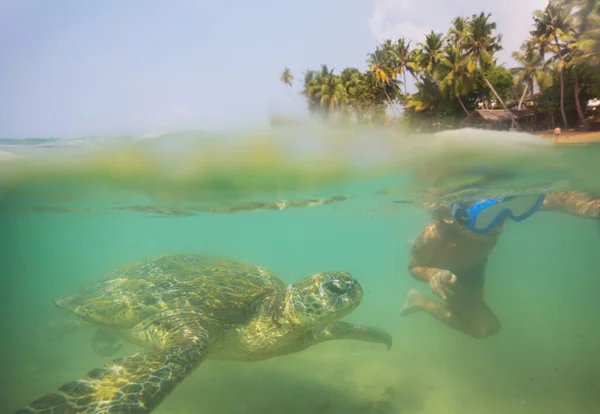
[1,127,599,413]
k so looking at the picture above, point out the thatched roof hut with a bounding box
[461,109,517,130]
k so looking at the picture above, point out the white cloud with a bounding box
[368,0,549,65]
[369,0,432,46]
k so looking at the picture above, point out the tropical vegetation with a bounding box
[279,0,600,131]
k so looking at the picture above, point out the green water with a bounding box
[1,128,600,413]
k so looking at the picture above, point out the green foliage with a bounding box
[535,63,600,122]
[481,67,514,102]
[280,0,599,130]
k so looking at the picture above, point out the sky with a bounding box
[0,0,548,139]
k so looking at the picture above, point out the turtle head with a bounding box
[284,271,363,325]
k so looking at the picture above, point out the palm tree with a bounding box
[511,49,544,109]
[447,16,470,48]
[564,0,600,129]
[417,31,445,76]
[438,46,472,115]
[565,53,590,129]
[408,76,442,115]
[520,37,552,90]
[366,47,400,113]
[300,65,341,119]
[464,12,516,128]
[523,34,549,64]
[280,67,305,110]
[388,37,414,97]
[531,1,573,128]
[381,37,410,95]
[339,67,369,121]
[301,69,320,114]
[561,0,599,66]
[378,39,405,96]
[366,48,393,86]
[573,1,600,65]
[280,67,294,87]
[312,65,348,119]
[364,72,390,122]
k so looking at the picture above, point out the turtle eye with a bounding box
[323,280,347,295]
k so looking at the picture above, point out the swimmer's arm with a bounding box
[541,192,600,219]
[408,262,449,283]
[408,221,447,283]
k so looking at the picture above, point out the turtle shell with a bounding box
[55,254,286,328]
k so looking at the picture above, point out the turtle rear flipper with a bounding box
[16,311,210,413]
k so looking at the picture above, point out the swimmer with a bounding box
[400,195,546,338]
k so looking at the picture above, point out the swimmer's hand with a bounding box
[429,270,457,300]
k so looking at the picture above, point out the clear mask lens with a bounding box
[472,196,542,231]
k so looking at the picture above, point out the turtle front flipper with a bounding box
[327,322,393,350]
[16,311,210,414]
[294,321,393,352]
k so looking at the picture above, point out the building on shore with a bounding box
[461,108,538,131]
[461,109,517,130]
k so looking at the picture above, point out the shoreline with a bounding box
[535,129,600,144]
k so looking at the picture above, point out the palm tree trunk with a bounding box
[554,34,568,129]
[558,67,568,128]
[481,73,517,128]
[574,70,589,130]
[529,79,534,102]
[383,87,398,117]
[457,95,470,116]
[402,69,410,109]
[518,83,529,110]
[286,88,303,110]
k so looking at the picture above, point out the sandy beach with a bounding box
[536,129,600,144]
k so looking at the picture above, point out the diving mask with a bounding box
[451,194,546,234]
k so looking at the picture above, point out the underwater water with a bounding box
[1,127,599,414]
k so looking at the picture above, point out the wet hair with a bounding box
[431,204,452,221]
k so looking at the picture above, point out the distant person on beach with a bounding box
[553,127,561,143]
[400,191,600,339]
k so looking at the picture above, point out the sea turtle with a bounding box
[17,253,392,413]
